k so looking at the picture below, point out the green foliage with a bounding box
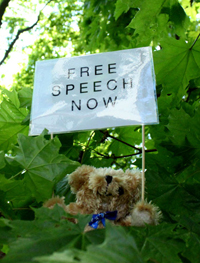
[154,37,200,101]
[0,0,200,262]
[127,0,189,44]
[35,222,144,263]
[0,131,79,216]
[0,88,29,151]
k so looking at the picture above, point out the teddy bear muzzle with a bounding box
[98,175,125,197]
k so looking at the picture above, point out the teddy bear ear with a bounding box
[67,165,95,193]
[125,169,142,188]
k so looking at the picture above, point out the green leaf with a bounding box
[187,106,200,151]
[0,151,6,169]
[145,152,200,217]
[0,218,13,228]
[55,176,76,204]
[34,249,81,263]
[0,175,33,208]
[35,224,144,263]
[18,87,33,109]
[0,218,16,246]
[175,216,200,263]
[128,0,168,31]
[114,0,134,20]
[82,224,144,263]
[0,89,29,151]
[169,1,190,36]
[127,0,189,45]
[1,208,94,263]
[154,37,200,100]
[0,88,20,108]
[33,205,68,223]
[17,134,79,201]
[0,134,79,203]
[0,190,15,219]
[182,232,200,263]
[140,227,183,263]
[167,108,191,146]
[129,223,184,263]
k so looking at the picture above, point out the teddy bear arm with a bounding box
[116,215,132,227]
[65,202,85,215]
[131,201,161,227]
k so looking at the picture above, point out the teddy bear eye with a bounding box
[118,186,124,196]
[105,175,113,184]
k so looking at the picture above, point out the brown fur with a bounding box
[44,165,161,230]
[43,196,66,210]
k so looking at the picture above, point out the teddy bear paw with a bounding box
[43,196,67,211]
[131,200,161,227]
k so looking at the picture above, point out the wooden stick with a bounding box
[141,124,145,201]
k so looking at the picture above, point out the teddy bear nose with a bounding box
[105,175,113,184]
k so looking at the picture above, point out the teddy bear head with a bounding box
[67,165,141,222]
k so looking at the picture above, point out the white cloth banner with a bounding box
[29,47,158,135]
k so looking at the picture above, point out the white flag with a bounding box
[29,47,158,135]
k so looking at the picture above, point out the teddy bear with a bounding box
[44,165,161,231]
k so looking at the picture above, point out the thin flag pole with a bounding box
[51,132,54,198]
[141,124,145,202]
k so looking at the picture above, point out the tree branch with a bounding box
[93,150,110,159]
[99,130,142,153]
[97,130,157,159]
[75,130,157,161]
[0,0,54,66]
[0,0,11,28]
[0,17,40,66]
[112,149,157,159]
[93,148,157,160]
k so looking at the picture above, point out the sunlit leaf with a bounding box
[0,89,29,151]
[154,37,200,100]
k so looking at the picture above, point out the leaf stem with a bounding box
[9,170,24,180]
[189,33,200,50]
